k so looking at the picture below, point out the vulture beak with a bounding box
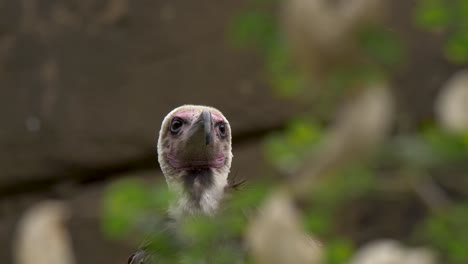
[202,110,212,145]
[174,110,215,167]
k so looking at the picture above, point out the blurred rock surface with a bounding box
[13,200,75,264]
[436,69,468,133]
[247,190,323,264]
[349,239,438,264]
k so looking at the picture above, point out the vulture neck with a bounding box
[167,168,228,219]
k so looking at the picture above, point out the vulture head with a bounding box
[157,105,233,218]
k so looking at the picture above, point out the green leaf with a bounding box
[181,216,221,245]
[229,11,276,49]
[455,0,468,25]
[359,27,404,67]
[415,0,451,30]
[444,30,468,63]
[264,132,298,171]
[287,119,323,147]
[102,179,152,238]
[304,209,333,236]
[263,119,323,172]
[420,205,468,263]
[146,230,181,259]
[314,164,375,206]
[270,71,306,98]
[265,42,307,98]
[326,239,354,264]
[229,182,270,210]
[149,183,176,211]
[422,127,468,161]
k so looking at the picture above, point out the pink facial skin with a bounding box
[173,110,225,123]
[166,109,227,170]
[166,153,226,169]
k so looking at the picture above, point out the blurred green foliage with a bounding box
[102,179,152,238]
[103,177,270,263]
[420,205,468,263]
[325,239,355,264]
[230,11,277,50]
[416,0,468,63]
[102,179,175,239]
[358,26,405,68]
[229,9,308,99]
[102,1,468,263]
[264,118,323,173]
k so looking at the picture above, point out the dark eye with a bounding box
[217,122,227,137]
[170,118,184,134]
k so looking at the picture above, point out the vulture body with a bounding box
[129,105,233,264]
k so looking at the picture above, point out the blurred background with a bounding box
[1,0,468,263]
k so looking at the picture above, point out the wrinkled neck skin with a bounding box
[158,135,232,219]
[163,166,230,220]
[167,169,228,219]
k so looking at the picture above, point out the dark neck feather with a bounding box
[182,169,214,207]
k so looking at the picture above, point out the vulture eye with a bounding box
[217,122,227,137]
[170,118,184,134]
